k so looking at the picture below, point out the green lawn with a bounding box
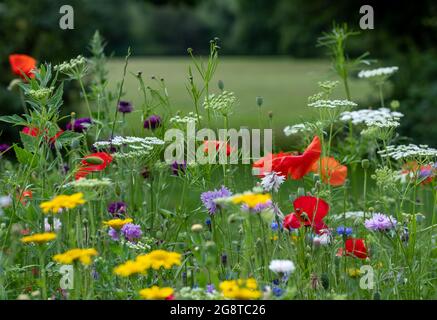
[107,57,374,144]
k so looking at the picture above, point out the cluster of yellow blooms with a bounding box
[347,268,362,278]
[40,192,86,214]
[103,218,133,229]
[21,232,57,244]
[114,249,182,277]
[139,286,174,300]
[231,192,271,209]
[53,248,98,265]
[219,278,262,300]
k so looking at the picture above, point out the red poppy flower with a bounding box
[311,157,348,186]
[19,190,33,205]
[293,195,329,226]
[344,238,368,259]
[75,152,113,180]
[21,127,64,146]
[22,127,40,137]
[253,136,321,179]
[283,213,301,230]
[9,54,36,80]
[49,130,64,145]
[203,140,233,156]
[312,220,329,235]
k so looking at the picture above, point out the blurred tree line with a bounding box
[0,0,436,145]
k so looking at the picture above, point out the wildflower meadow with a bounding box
[0,23,436,303]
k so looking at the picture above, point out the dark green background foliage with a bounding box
[0,0,436,145]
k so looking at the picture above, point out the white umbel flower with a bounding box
[93,136,165,160]
[358,66,399,79]
[340,108,403,126]
[260,171,285,192]
[269,259,296,274]
[308,99,357,109]
[378,144,437,160]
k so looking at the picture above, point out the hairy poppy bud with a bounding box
[218,80,224,91]
[361,159,370,169]
[84,156,104,165]
[256,96,263,107]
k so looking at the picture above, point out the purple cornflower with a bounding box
[200,186,232,214]
[107,201,127,217]
[66,117,92,133]
[419,167,433,179]
[0,144,10,154]
[364,213,397,231]
[108,228,119,241]
[171,161,186,176]
[336,226,353,236]
[143,115,162,130]
[206,284,215,294]
[118,101,133,114]
[121,223,142,242]
[242,200,272,213]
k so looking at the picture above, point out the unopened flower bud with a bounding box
[256,96,263,107]
[218,80,224,91]
[361,159,370,169]
[191,224,203,232]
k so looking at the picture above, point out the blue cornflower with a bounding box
[336,226,353,236]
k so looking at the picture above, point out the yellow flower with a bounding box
[231,192,271,209]
[347,268,362,278]
[113,260,147,277]
[53,248,98,265]
[138,250,182,270]
[40,193,86,214]
[139,286,174,300]
[114,249,182,277]
[21,232,56,244]
[103,218,133,230]
[220,278,261,300]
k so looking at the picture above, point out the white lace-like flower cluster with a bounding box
[308,99,357,109]
[170,112,202,124]
[283,123,310,136]
[64,178,112,188]
[340,108,403,127]
[54,55,87,74]
[204,91,236,114]
[379,144,437,160]
[93,136,165,159]
[358,66,399,79]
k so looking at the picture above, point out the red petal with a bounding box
[293,195,329,226]
[283,213,301,230]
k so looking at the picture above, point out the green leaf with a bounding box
[0,114,27,126]
[13,145,37,168]
[19,132,38,153]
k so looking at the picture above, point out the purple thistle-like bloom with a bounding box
[121,223,142,242]
[241,200,272,213]
[143,115,162,130]
[118,101,133,114]
[107,201,127,217]
[171,161,186,176]
[108,228,120,241]
[66,117,92,133]
[206,284,215,294]
[0,144,10,154]
[364,213,397,231]
[200,186,232,214]
[419,168,433,179]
